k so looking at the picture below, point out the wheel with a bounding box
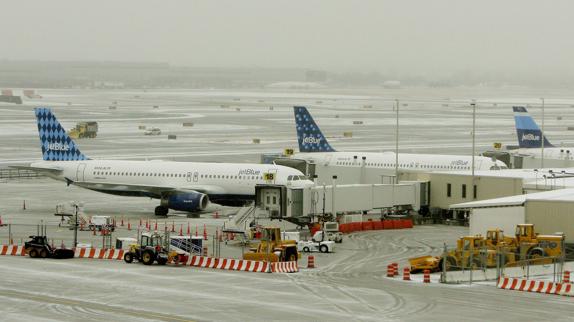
[141,249,156,265]
[154,206,168,217]
[28,248,38,258]
[319,245,329,253]
[527,248,546,261]
[336,237,343,243]
[303,247,310,253]
[157,256,168,265]
[124,252,134,264]
[39,248,49,258]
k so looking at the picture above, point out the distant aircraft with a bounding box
[292,106,507,171]
[18,108,312,216]
[512,105,574,160]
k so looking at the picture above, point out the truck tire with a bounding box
[29,248,38,258]
[319,245,329,253]
[40,248,49,258]
[124,252,134,263]
[303,247,310,253]
[141,250,155,265]
[527,248,546,260]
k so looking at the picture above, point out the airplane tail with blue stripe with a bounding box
[35,107,88,161]
[513,106,554,148]
[293,106,336,153]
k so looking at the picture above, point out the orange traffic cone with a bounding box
[171,221,175,232]
[154,220,158,231]
[187,223,190,235]
[307,256,315,269]
[127,220,131,231]
[121,217,124,226]
[179,224,183,236]
[203,224,208,240]
[195,225,198,237]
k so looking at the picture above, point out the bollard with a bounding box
[393,262,399,276]
[121,217,124,227]
[307,255,316,269]
[403,267,411,281]
[127,220,131,231]
[423,269,431,283]
[387,264,395,277]
[565,271,571,284]
[202,246,208,257]
[22,200,26,210]
[203,224,208,240]
[179,225,183,236]
[154,220,158,231]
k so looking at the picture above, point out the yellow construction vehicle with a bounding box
[243,227,299,262]
[68,121,98,139]
[409,224,564,273]
[514,224,564,262]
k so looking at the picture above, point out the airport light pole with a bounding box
[471,100,476,199]
[540,97,545,169]
[395,99,399,184]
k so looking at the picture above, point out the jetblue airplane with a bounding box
[292,106,507,171]
[20,108,312,216]
[512,106,574,160]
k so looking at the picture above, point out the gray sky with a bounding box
[2,1,573,76]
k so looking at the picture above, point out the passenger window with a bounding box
[288,175,293,181]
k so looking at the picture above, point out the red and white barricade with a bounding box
[0,245,26,256]
[187,256,270,273]
[74,248,125,260]
[497,277,574,296]
[272,261,299,273]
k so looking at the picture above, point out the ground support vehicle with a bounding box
[243,227,299,262]
[68,121,98,139]
[123,232,170,265]
[322,222,343,243]
[24,236,74,259]
[297,239,335,253]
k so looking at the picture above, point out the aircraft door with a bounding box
[186,172,192,182]
[193,171,199,182]
[76,163,86,181]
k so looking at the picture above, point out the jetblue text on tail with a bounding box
[512,106,554,149]
[293,106,336,152]
[35,107,88,161]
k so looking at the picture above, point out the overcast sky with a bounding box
[1,1,573,76]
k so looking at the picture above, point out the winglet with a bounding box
[293,106,336,153]
[34,107,88,161]
[512,106,554,148]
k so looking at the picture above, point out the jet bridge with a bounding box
[255,182,425,226]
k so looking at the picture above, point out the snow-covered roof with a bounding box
[450,188,574,209]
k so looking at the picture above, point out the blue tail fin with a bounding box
[34,107,88,161]
[293,106,336,153]
[513,106,554,148]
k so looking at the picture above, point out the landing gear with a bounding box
[154,206,168,216]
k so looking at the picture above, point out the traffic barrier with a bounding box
[187,256,270,273]
[272,261,299,273]
[0,245,26,256]
[387,264,395,277]
[497,277,574,296]
[403,219,413,228]
[565,271,571,284]
[392,262,399,276]
[423,270,431,283]
[307,255,315,268]
[372,221,384,230]
[74,248,124,260]
[403,267,411,281]
[352,222,362,232]
[362,221,373,231]
[382,220,393,229]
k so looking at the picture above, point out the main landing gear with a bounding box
[154,205,168,216]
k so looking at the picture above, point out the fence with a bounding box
[439,244,566,285]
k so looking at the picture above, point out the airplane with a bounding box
[19,107,312,216]
[291,106,508,172]
[512,105,574,160]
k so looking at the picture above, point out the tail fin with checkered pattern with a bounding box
[34,107,88,161]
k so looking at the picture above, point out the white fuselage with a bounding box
[32,159,311,199]
[293,151,507,171]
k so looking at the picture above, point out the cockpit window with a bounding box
[287,175,293,181]
[293,176,299,181]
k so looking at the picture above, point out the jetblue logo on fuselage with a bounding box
[451,160,469,166]
[522,133,540,141]
[47,143,70,151]
[238,169,261,176]
[303,136,322,144]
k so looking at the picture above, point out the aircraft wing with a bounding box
[71,180,226,198]
[10,165,63,174]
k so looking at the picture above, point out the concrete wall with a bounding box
[427,174,523,209]
[469,206,525,236]
[526,200,574,243]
